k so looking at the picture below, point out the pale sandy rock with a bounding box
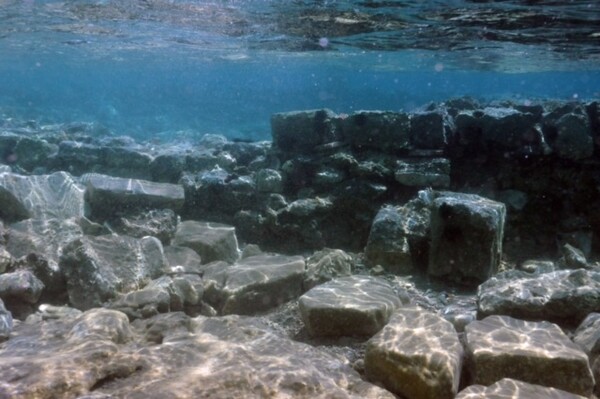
[299,275,404,337]
[204,254,305,315]
[365,306,463,399]
[464,315,594,397]
[456,378,587,399]
[172,220,239,264]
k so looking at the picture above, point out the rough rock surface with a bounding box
[464,315,594,397]
[477,269,600,325]
[60,235,168,310]
[394,158,450,188]
[204,254,305,315]
[299,275,404,337]
[83,173,184,221]
[0,297,13,341]
[456,378,587,399]
[365,306,463,399]
[303,248,353,290]
[163,245,203,274]
[429,191,506,285]
[0,171,85,222]
[171,220,239,264]
[0,310,395,398]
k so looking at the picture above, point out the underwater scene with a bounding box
[1,0,600,398]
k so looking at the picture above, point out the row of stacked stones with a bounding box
[0,98,599,397]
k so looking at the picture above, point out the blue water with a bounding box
[0,0,599,141]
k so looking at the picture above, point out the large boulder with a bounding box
[464,315,594,397]
[477,269,600,325]
[456,378,587,399]
[0,171,85,222]
[171,220,239,264]
[303,248,353,291]
[271,109,340,158]
[429,191,505,285]
[299,275,404,337]
[342,111,410,152]
[0,270,45,319]
[551,112,593,160]
[83,173,184,221]
[409,109,452,149]
[59,235,168,310]
[203,254,305,315]
[365,306,463,399]
[109,208,178,245]
[365,195,430,274]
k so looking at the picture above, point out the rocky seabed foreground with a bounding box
[1,98,600,398]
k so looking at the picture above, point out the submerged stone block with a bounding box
[172,220,239,264]
[456,378,587,399]
[83,173,184,221]
[342,110,410,152]
[365,306,463,399]
[464,315,594,397]
[428,192,505,285]
[203,254,305,315]
[394,158,450,188]
[299,275,403,337]
[271,109,340,156]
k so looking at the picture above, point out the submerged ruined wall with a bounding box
[267,99,600,261]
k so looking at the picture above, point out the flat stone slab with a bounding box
[477,269,600,325]
[456,378,587,399]
[0,171,85,222]
[82,173,184,220]
[171,220,239,264]
[464,315,594,397]
[203,254,305,315]
[365,306,463,399]
[299,275,403,337]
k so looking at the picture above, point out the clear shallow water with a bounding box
[0,0,599,140]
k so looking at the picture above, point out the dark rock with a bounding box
[456,378,587,399]
[255,168,283,193]
[149,153,187,183]
[365,197,430,274]
[342,111,410,152]
[455,106,539,151]
[171,220,239,264]
[303,248,353,291]
[222,140,270,167]
[394,157,450,188]
[181,168,256,223]
[271,109,340,158]
[464,315,594,397]
[429,191,506,285]
[299,275,403,337]
[365,306,463,399]
[203,254,305,315]
[13,137,57,172]
[409,110,453,149]
[51,140,153,179]
[477,269,600,325]
[60,235,167,310]
[0,270,44,304]
[0,171,85,222]
[0,297,12,341]
[111,209,178,245]
[69,308,134,344]
[109,286,171,320]
[560,243,588,269]
[83,173,184,222]
[0,246,10,273]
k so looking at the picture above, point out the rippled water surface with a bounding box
[1,0,599,139]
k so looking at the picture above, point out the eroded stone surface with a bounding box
[456,378,587,399]
[60,235,167,310]
[204,254,305,315]
[429,191,505,285]
[172,220,239,264]
[365,306,463,399]
[0,171,85,222]
[83,173,184,221]
[0,310,395,399]
[477,269,600,325]
[464,315,594,397]
[299,275,403,337]
[303,248,353,291]
[0,298,12,341]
